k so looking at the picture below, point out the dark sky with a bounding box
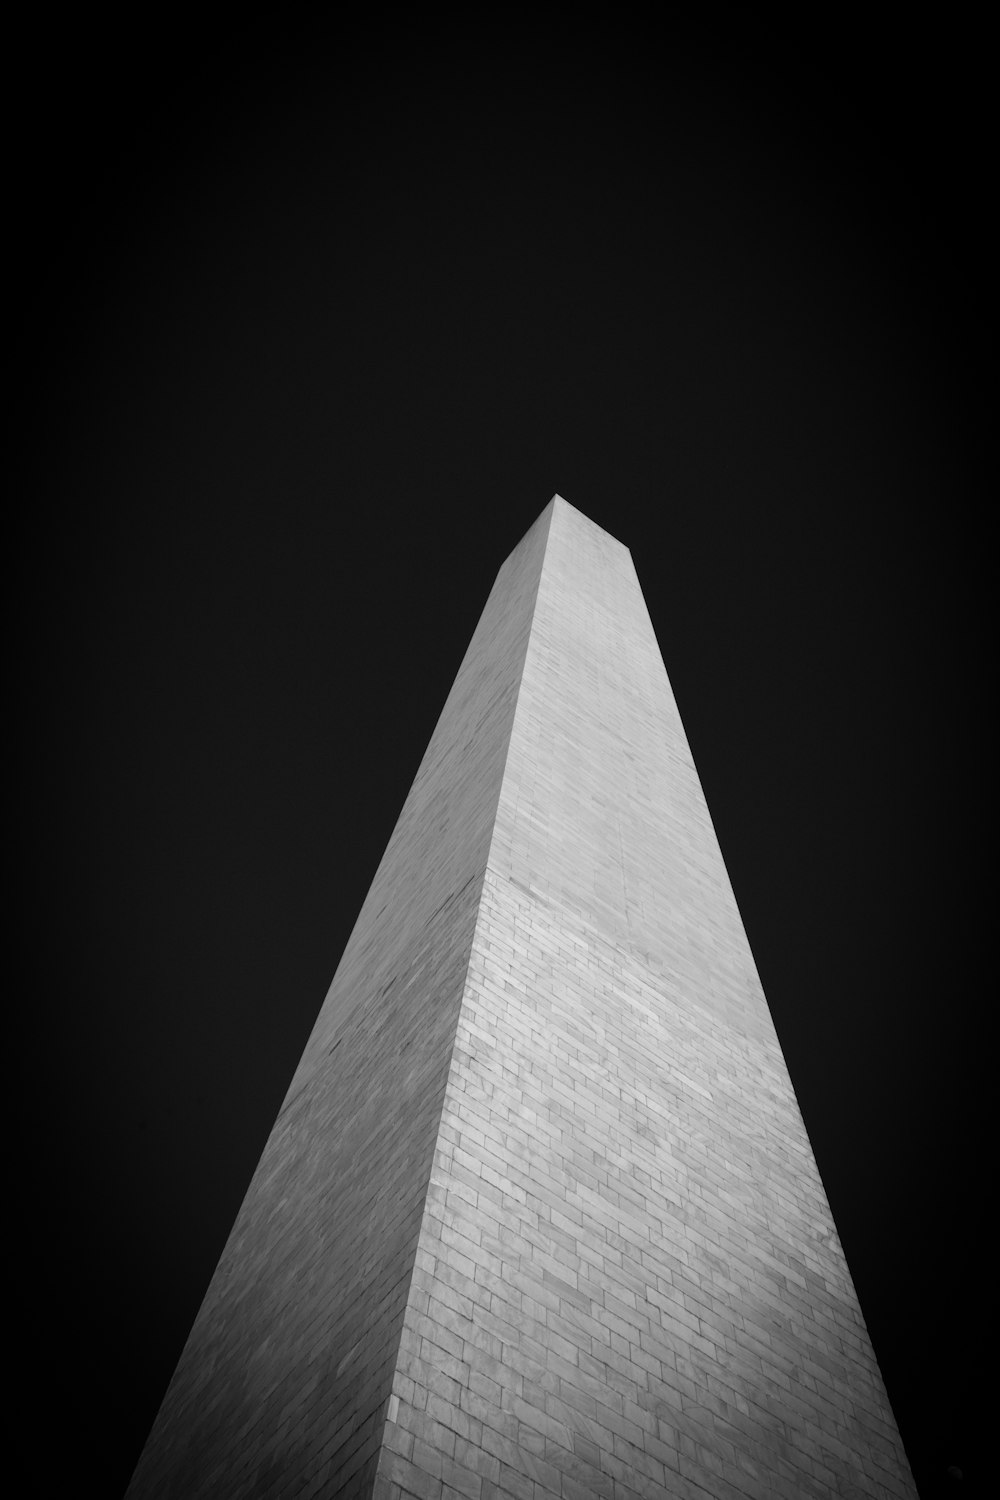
[17,18,989,1500]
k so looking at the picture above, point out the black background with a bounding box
[16,16,989,1498]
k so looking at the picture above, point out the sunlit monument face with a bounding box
[127,496,917,1500]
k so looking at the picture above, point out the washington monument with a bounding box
[127,496,916,1499]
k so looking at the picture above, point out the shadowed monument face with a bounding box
[127,496,917,1500]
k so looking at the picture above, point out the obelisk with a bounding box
[127,496,916,1500]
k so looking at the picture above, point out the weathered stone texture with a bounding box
[128,496,916,1500]
[126,507,554,1498]
[376,500,915,1500]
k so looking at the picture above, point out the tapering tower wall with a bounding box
[128,497,916,1500]
[126,504,556,1499]
[375,499,916,1500]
